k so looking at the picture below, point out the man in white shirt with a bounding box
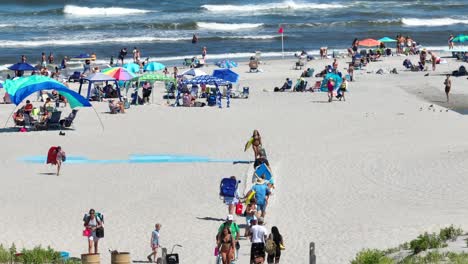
[249,217,268,264]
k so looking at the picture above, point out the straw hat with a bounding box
[255,177,265,185]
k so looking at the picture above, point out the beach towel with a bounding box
[47,146,58,165]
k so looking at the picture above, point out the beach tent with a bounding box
[4,75,91,109]
[78,73,121,100]
[216,60,238,69]
[179,68,207,77]
[212,69,239,83]
[123,63,140,73]
[144,62,165,72]
[359,38,381,47]
[8,62,36,71]
[378,37,397,43]
[183,75,230,86]
[320,73,343,92]
[131,73,176,103]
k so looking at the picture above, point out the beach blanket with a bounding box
[47,146,58,165]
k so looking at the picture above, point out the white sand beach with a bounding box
[2,54,468,263]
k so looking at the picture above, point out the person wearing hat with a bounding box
[246,177,271,218]
[249,217,268,264]
[217,215,240,257]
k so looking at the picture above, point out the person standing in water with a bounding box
[192,33,198,44]
[444,74,451,103]
[202,46,207,60]
[448,34,454,50]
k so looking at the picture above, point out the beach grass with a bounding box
[0,243,79,264]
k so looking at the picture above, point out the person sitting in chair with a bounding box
[108,100,125,114]
[281,78,292,91]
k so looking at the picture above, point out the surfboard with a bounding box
[244,137,254,152]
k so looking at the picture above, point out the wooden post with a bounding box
[310,242,316,264]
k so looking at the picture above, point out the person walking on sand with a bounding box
[444,74,451,103]
[84,209,103,254]
[327,78,334,102]
[250,218,268,264]
[246,178,271,218]
[217,227,235,264]
[147,223,161,263]
[266,226,284,264]
[47,146,66,176]
[224,176,240,215]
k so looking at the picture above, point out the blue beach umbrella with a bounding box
[123,63,140,73]
[216,60,238,69]
[212,69,239,83]
[8,62,36,71]
[144,62,165,72]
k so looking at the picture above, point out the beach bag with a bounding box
[235,203,243,216]
[207,94,216,106]
[96,227,104,238]
[219,178,237,198]
[82,228,91,237]
[62,155,66,162]
[265,238,277,255]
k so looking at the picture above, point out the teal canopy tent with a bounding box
[4,75,91,109]
[378,37,397,43]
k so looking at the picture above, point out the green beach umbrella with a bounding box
[378,37,397,43]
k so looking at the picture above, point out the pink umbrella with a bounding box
[102,67,136,81]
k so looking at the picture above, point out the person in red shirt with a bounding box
[24,100,33,115]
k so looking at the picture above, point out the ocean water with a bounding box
[0,0,467,66]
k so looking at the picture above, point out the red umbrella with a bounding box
[359,38,381,47]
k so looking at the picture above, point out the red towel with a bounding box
[47,146,58,165]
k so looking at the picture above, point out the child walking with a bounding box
[147,223,161,263]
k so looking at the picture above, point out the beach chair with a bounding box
[68,71,81,83]
[46,111,62,130]
[294,57,306,70]
[312,81,322,92]
[59,109,78,128]
[182,58,193,67]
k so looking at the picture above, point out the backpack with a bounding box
[265,238,277,255]
[83,212,104,224]
[220,178,238,198]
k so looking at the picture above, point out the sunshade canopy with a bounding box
[131,73,175,82]
[144,62,165,71]
[216,59,238,68]
[378,37,397,43]
[83,73,117,82]
[179,68,207,77]
[4,75,91,108]
[453,34,468,43]
[123,63,140,73]
[102,67,136,81]
[8,62,36,71]
[183,75,230,85]
[359,38,381,47]
[212,69,239,83]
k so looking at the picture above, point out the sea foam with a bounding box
[63,5,150,16]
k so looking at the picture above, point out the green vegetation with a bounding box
[350,249,393,264]
[351,226,468,264]
[0,243,79,264]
